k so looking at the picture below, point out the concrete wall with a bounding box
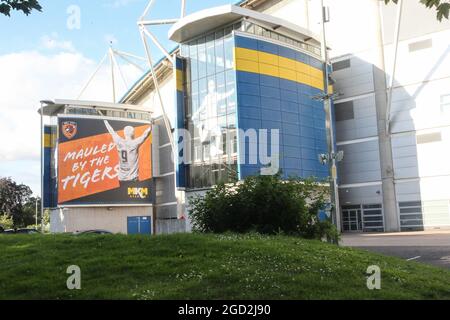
[50,206,153,234]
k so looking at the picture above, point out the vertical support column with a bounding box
[372,0,400,232]
[320,0,341,233]
[40,104,45,233]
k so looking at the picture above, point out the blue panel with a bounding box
[259,86,280,99]
[257,40,278,55]
[139,216,152,235]
[240,105,261,120]
[239,94,260,107]
[284,168,302,178]
[285,157,301,169]
[282,112,300,124]
[261,120,282,130]
[284,146,301,158]
[283,134,301,147]
[314,118,326,129]
[237,71,260,84]
[281,100,299,113]
[300,137,315,149]
[282,122,300,136]
[302,160,317,171]
[260,97,281,110]
[261,109,281,121]
[127,217,139,235]
[281,89,298,103]
[296,52,309,64]
[279,79,297,93]
[279,46,297,60]
[260,74,279,88]
[300,105,314,117]
[235,35,258,50]
[300,126,315,138]
[239,118,261,130]
[310,57,323,69]
[301,147,317,160]
[238,82,260,96]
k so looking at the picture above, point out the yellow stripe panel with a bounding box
[44,134,54,148]
[234,47,324,91]
[176,69,184,92]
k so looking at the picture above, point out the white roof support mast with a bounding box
[77,45,146,103]
[136,0,187,152]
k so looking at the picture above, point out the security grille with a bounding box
[342,204,384,232]
[332,59,351,71]
[399,201,424,231]
[362,204,384,232]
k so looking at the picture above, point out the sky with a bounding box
[0,0,239,195]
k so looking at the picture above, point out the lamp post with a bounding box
[318,0,342,232]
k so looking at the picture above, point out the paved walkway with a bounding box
[341,230,450,269]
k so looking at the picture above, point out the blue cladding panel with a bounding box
[235,36,330,181]
[127,217,139,235]
[175,57,186,189]
[127,217,152,235]
[43,125,57,208]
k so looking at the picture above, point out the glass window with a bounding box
[254,24,264,37]
[225,70,236,114]
[191,80,199,116]
[215,31,225,73]
[190,40,198,81]
[243,21,255,34]
[224,35,234,70]
[197,37,207,79]
[206,33,215,76]
[216,72,227,116]
[184,27,238,189]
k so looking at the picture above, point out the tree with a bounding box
[189,174,339,242]
[0,0,42,17]
[0,177,33,228]
[385,0,450,21]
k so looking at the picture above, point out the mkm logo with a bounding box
[128,187,149,199]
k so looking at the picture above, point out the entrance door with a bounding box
[127,216,152,235]
[342,205,362,232]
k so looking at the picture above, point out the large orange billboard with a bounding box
[57,116,153,206]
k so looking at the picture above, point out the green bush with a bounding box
[0,214,14,230]
[189,174,339,242]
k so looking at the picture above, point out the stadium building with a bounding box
[43,0,450,234]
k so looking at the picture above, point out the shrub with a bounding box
[0,214,14,231]
[189,174,339,242]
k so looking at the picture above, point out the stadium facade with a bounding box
[44,0,450,234]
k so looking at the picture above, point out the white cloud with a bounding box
[0,44,143,194]
[109,0,141,9]
[40,32,76,52]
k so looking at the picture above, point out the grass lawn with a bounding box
[0,233,449,300]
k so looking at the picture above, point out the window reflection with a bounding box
[181,29,238,188]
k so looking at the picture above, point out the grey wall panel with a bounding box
[156,218,187,234]
[391,134,419,179]
[156,204,178,219]
[339,185,383,206]
[332,57,374,99]
[335,95,378,142]
[159,145,174,175]
[155,174,177,204]
[395,181,421,202]
[337,140,381,184]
